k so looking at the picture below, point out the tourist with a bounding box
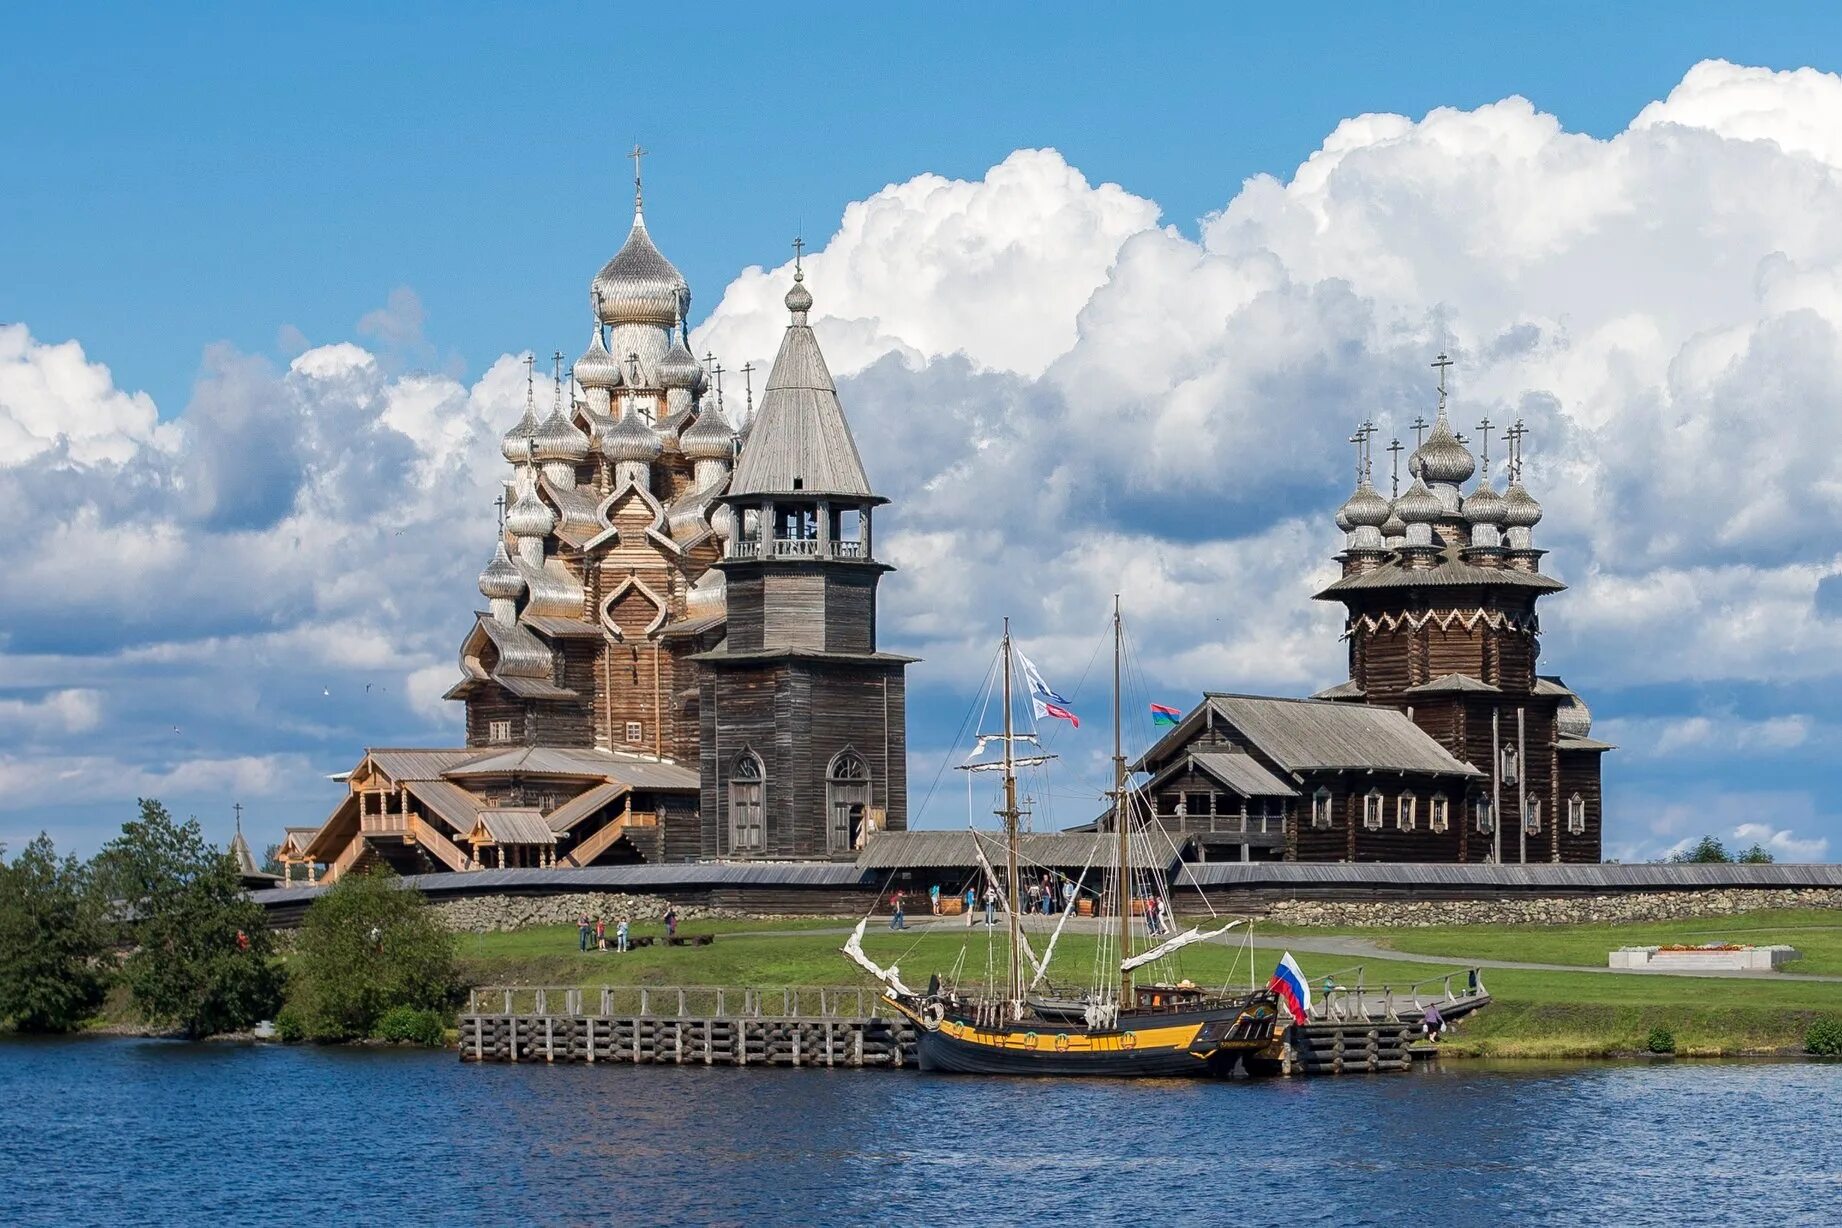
[1423,1003,1445,1042]
[616,916,630,953]
[984,887,996,927]
[577,912,591,952]
[1027,883,1042,915]
[664,906,678,939]
[929,883,941,915]
[965,886,978,927]
[1063,880,1077,912]
[595,916,607,951]
[890,894,906,930]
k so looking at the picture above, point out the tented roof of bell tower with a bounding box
[726,275,879,502]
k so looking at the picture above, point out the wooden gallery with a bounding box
[273,192,1606,887]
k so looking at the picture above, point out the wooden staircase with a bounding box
[409,816,470,872]
[563,805,658,868]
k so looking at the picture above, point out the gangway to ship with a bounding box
[1274,966,1490,1075]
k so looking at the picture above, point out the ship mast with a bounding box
[1001,618,1023,1016]
[1114,596,1132,1010]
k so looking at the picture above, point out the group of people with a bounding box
[575,907,680,953]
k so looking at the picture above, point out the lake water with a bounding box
[1,1038,1837,1226]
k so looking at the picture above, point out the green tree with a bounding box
[285,866,459,1041]
[1669,835,1732,864]
[0,834,110,1032]
[260,844,285,877]
[1736,843,1775,864]
[98,799,283,1038]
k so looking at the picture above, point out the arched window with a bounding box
[1430,793,1449,833]
[1363,789,1384,831]
[1312,788,1334,830]
[1475,796,1495,834]
[1568,793,1587,835]
[826,749,871,854]
[729,751,764,853]
[1397,792,1418,832]
[1525,798,1543,835]
[1499,744,1519,785]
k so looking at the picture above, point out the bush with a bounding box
[284,867,459,1042]
[1646,1026,1676,1054]
[274,1004,307,1043]
[1806,1018,1842,1057]
[372,1005,448,1047]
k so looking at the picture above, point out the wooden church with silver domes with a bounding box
[281,165,912,885]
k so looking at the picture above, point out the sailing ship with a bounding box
[843,602,1286,1077]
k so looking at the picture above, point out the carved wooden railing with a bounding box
[562,808,660,868]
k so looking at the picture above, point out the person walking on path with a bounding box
[616,917,630,954]
[890,894,906,931]
[595,916,607,951]
[965,886,978,927]
[664,907,678,939]
[578,912,592,952]
[984,886,996,927]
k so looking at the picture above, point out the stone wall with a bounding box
[1261,887,1842,928]
[431,891,788,934]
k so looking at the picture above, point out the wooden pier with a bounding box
[457,970,1490,1075]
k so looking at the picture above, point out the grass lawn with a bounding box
[453,915,1842,1058]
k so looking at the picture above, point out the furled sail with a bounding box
[843,919,916,997]
[1118,920,1243,974]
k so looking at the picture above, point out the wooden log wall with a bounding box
[1290,1021,1417,1074]
[459,1012,918,1068]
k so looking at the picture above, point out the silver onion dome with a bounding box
[1503,480,1544,528]
[1413,413,1476,485]
[501,402,539,464]
[603,407,663,464]
[592,212,685,328]
[504,484,556,538]
[531,405,590,463]
[1556,689,1593,739]
[680,397,735,462]
[574,326,623,390]
[658,331,702,390]
[1381,505,1408,540]
[1340,480,1390,529]
[1463,481,1507,526]
[1394,477,1443,524]
[785,272,814,317]
[477,541,526,600]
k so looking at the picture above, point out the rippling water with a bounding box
[1,1037,1838,1226]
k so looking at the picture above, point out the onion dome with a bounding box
[1394,477,1442,525]
[1339,480,1390,530]
[1381,505,1408,540]
[1463,481,1506,526]
[504,484,555,538]
[680,397,735,462]
[531,405,590,463]
[574,326,623,390]
[1503,480,1544,528]
[591,211,685,328]
[603,407,663,465]
[500,398,539,463]
[477,541,525,600]
[1413,412,1476,485]
[1556,689,1593,739]
[785,271,814,317]
[658,330,702,391]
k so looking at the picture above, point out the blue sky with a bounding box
[6,3,1842,861]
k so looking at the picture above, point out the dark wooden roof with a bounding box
[1197,694,1481,777]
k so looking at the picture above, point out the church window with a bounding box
[729,752,765,852]
[1397,792,1417,832]
[1363,790,1384,831]
[1312,788,1334,830]
[1430,794,1449,833]
[826,749,872,854]
[625,721,644,745]
[1499,744,1519,785]
[1525,799,1543,835]
[489,719,512,744]
[1475,797,1494,834]
[1568,793,1587,835]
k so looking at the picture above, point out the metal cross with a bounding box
[494,492,506,530]
[1348,429,1365,483]
[1411,415,1429,448]
[627,352,642,383]
[1386,438,1404,497]
[552,351,564,408]
[523,353,535,407]
[233,801,243,835]
[1431,351,1453,407]
[792,235,805,273]
[1476,417,1493,474]
[741,361,756,415]
[712,360,725,397]
[630,142,648,206]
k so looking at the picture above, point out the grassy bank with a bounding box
[454,912,1842,1059]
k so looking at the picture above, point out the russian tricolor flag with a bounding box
[1267,952,1313,1024]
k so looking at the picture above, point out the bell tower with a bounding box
[696,259,914,859]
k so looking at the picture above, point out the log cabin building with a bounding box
[1126,363,1609,863]
[279,176,912,885]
